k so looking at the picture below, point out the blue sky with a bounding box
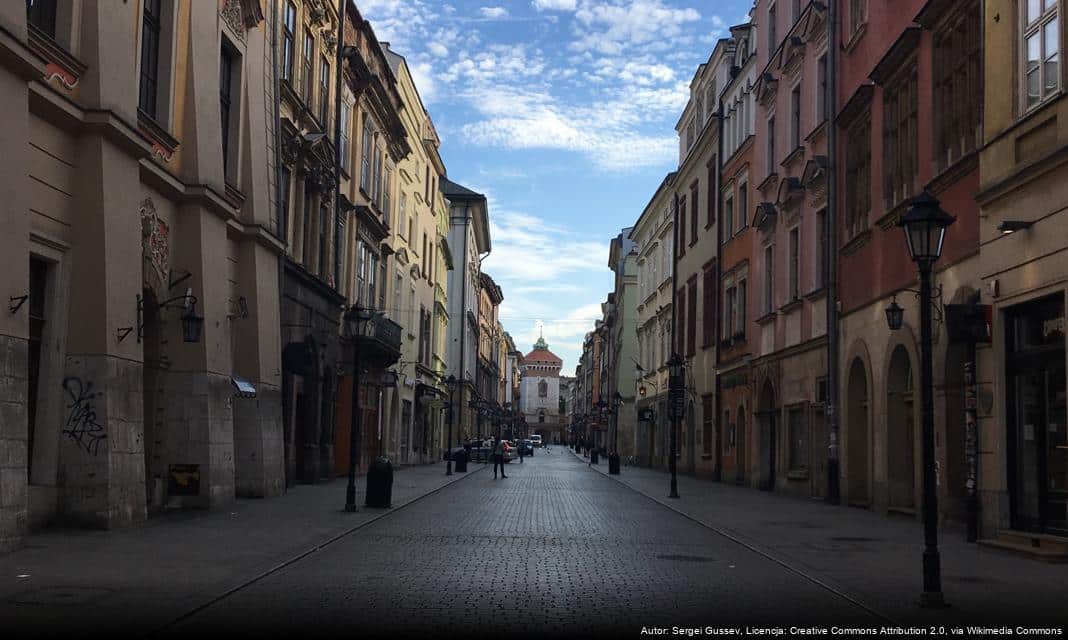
[361,0,752,374]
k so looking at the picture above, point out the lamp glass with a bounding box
[885,301,904,331]
[181,306,204,343]
[899,191,955,264]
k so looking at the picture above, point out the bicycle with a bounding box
[623,455,639,467]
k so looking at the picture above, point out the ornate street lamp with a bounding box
[344,305,375,513]
[667,353,685,499]
[885,298,904,331]
[898,190,954,608]
[444,375,457,476]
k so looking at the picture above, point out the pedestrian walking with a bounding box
[492,437,508,479]
[518,442,524,464]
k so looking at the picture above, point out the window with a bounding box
[339,99,352,173]
[301,182,313,264]
[850,0,867,35]
[383,164,394,225]
[282,1,296,81]
[219,43,236,176]
[738,178,748,232]
[539,380,548,397]
[706,161,716,227]
[408,217,414,246]
[678,196,687,257]
[702,265,716,348]
[933,1,982,170]
[767,116,776,174]
[372,147,383,207]
[790,84,802,150]
[792,0,801,23]
[788,406,807,472]
[302,29,314,102]
[1023,0,1060,110]
[703,396,715,455]
[737,279,747,338]
[139,0,163,118]
[677,286,686,355]
[422,232,428,278]
[686,118,697,150]
[768,3,777,53]
[763,244,775,314]
[27,0,56,37]
[724,285,736,339]
[319,54,330,124]
[687,278,698,357]
[817,53,828,122]
[815,209,827,290]
[278,165,291,240]
[845,112,871,237]
[689,183,699,245]
[335,209,344,287]
[318,203,329,277]
[705,83,717,121]
[883,65,918,209]
[360,115,373,193]
[397,193,407,236]
[788,227,800,302]
[723,191,734,243]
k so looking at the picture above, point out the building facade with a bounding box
[380,42,447,468]
[977,0,1068,546]
[632,173,676,468]
[2,0,287,550]
[750,0,831,496]
[442,178,490,446]
[718,21,759,486]
[608,230,639,458]
[673,38,727,478]
[520,336,564,444]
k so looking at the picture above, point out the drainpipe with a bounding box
[714,92,726,484]
[333,0,344,289]
[826,0,842,505]
[271,0,288,490]
[457,203,471,443]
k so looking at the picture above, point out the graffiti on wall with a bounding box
[62,377,107,456]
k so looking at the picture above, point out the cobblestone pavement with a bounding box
[170,448,878,638]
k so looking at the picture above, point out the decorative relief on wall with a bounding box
[140,198,171,295]
[221,0,248,43]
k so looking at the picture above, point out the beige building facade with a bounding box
[2,0,285,550]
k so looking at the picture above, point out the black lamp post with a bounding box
[344,305,375,513]
[897,190,954,608]
[608,392,622,475]
[667,353,684,499]
[445,375,457,476]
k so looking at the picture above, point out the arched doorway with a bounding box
[142,288,164,511]
[887,346,915,511]
[758,380,777,491]
[847,357,870,507]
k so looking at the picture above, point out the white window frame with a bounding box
[1021,0,1061,113]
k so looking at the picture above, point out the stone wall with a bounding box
[0,335,28,551]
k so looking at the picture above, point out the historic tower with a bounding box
[520,334,563,442]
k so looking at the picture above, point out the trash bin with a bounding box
[590,448,599,465]
[608,452,620,475]
[454,448,468,473]
[365,456,393,508]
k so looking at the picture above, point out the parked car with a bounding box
[465,439,491,462]
[517,439,534,457]
[530,434,543,448]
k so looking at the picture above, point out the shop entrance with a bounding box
[1007,295,1067,536]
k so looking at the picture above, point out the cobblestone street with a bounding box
[166,451,876,638]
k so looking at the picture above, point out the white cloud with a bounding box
[427,42,449,58]
[480,6,509,19]
[571,0,701,55]
[532,0,578,11]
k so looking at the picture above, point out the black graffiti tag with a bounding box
[62,377,106,456]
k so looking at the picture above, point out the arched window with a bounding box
[538,380,548,397]
[538,410,546,423]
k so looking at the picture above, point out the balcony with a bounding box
[345,312,402,367]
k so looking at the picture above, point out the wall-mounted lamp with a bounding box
[885,297,905,331]
[9,295,28,314]
[997,220,1033,235]
[118,292,203,344]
